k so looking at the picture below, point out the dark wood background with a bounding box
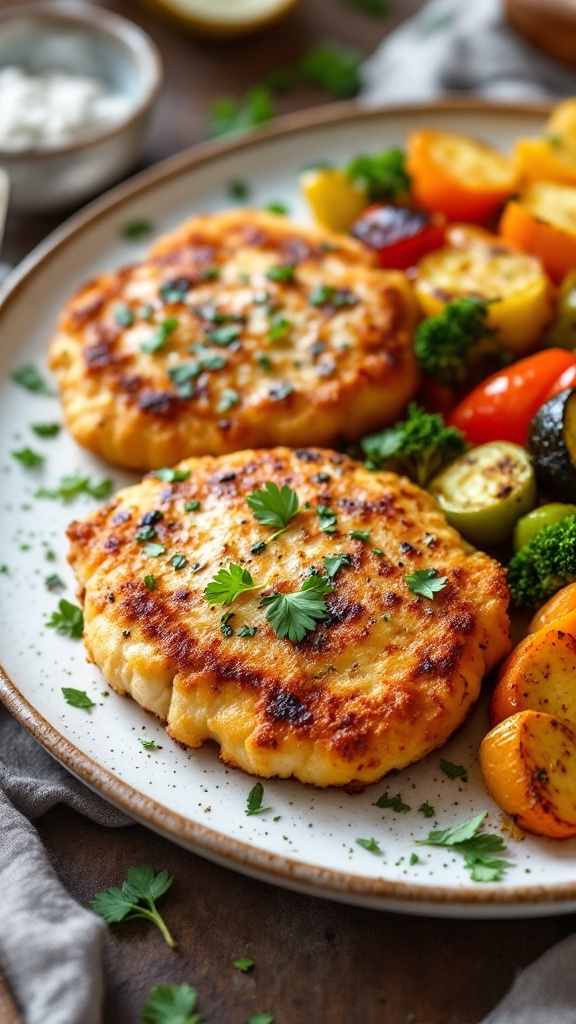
[2,1,575,1022]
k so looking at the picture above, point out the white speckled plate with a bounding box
[2,101,574,918]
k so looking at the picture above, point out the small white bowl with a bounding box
[0,1,162,212]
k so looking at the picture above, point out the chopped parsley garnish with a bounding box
[440,759,468,781]
[36,474,113,502]
[185,500,200,512]
[269,381,294,401]
[62,687,94,709]
[264,201,289,215]
[238,625,258,637]
[168,361,201,398]
[91,864,176,948]
[268,313,292,342]
[299,42,362,98]
[410,853,419,865]
[347,147,411,201]
[217,388,240,413]
[206,324,241,347]
[160,280,189,304]
[356,837,381,853]
[317,505,337,533]
[416,812,510,883]
[323,553,352,578]
[221,611,235,636]
[47,599,84,638]
[155,467,190,483]
[308,284,359,308]
[374,792,411,813]
[45,573,65,592]
[144,574,156,590]
[136,525,157,542]
[204,564,259,605]
[266,264,296,283]
[203,266,221,281]
[259,573,333,643]
[122,220,154,241]
[349,529,370,542]
[170,553,188,570]
[405,568,447,600]
[12,446,44,468]
[11,364,54,395]
[257,353,273,371]
[141,984,200,1024]
[372,547,384,557]
[140,317,179,354]
[139,738,159,750]
[234,957,255,972]
[247,481,299,533]
[208,87,274,138]
[246,781,271,816]
[114,303,134,328]
[251,541,267,555]
[145,543,166,558]
[419,802,435,818]
[31,422,60,437]
[228,180,250,201]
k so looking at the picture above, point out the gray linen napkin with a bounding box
[0,705,131,1024]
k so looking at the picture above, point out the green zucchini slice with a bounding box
[429,441,536,546]
[528,388,576,503]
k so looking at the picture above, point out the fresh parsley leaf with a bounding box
[374,792,411,813]
[317,505,337,534]
[141,984,200,1023]
[418,812,487,848]
[160,280,190,304]
[299,42,362,98]
[323,553,352,578]
[155,468,191,483]
[356,837,381,852]
[141,318,179,354]
[347,148,410,201]
[257,353,273,371]
[247,1015,274,1024]
[122,220,154,241]
[144,574,156,590]
[221,611,235,636]
[349,529,370,542]
[11,364,53,395]
[246,781,270,816]
[259,573,333,643]
[206,325,241,347]
[170,553,188,571]
[416,813,510,882]
[207,87,274,138]
[228,180,250,201]
[203,266,220,281]
[45,573,65,592]
[247,481,299,531]
[31,422,61,437]
[268,313,291,342]
[405,568,447,600]
[140,738,159,750]
[418,802,435,818]
[410,853,420,865]
[167,361,201,397]
[62,687,94,709]
[234,957,255,972]
[217,388,240,413]
[440,759,468,781]
[136,525,158,542]
[91,864,176,948]
[185,500,201,511]
[145,543,166,558]
[36,474,113,502]
[238,625,258,637]
[264,201,289,215]
[204,564,258,606]
[47,600,84,638]
[114,303,134,327]
[266,264,296,283]
[12,446,44,467]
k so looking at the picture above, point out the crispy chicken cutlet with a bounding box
[50,211,418,470]
[68,448,511,788]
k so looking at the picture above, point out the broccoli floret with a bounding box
[346,148,411,201]
[414,297,494,389]
[360,402,467,487]
[508,514,576,607]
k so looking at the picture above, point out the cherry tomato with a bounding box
[447,349,576,447]
[542,363,576,404]
[351,204,446,269]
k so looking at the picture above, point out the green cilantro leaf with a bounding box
[247,481,299,531]
[405,568,447,600]
[323,553,352,578]
[234,957,255,972]
[259,573,333,643]
[12,446,44,467]
[440,759,468,781]
[299,42,362,98]
[91,864,176,948]
[47,600,84,638]
[61,687,94,709]
[122,220,154,241]
[207,86,274,138]
[317,505,337,533]
[418,802,435,818]
[356,837,381,853]
[141,984,201,1023]
[374,792,411,813]
[155,468,191,483]
[416,813,510,883]
[141,318,179,354]
[36,474,113,502]
[31,423,61,437]
[246,782,271,816]
[204,564,258,606]
[11,364,54,395]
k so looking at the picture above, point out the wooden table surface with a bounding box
[2,1,576,1022]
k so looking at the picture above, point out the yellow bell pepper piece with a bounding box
[515,99,576,186]
[300,168,368,234]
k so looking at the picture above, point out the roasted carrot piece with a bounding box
[529,582,576,633]
[480,710,576,839]
[490,619,576,727]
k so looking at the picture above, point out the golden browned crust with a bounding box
[67,447,511,787]
[49,210,418,470]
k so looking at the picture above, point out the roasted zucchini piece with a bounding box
[528,388,576,502]
[429,441,536,546]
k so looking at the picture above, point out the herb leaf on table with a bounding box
[91,864,177,948]
[141,983,201,1023]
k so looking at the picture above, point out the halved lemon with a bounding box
[141,0,301,37]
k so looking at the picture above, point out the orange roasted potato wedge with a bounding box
[490,616,576,727]
[480,710,576,839]
[529,581,576,633]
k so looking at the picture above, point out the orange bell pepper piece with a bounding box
[500,181,576,284]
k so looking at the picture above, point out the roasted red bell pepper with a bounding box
[351,204,446,270]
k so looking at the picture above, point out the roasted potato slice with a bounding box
[490,616,576,727]
[529,581,576,633]
[480,710,576,839]
[500,181,576,284]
